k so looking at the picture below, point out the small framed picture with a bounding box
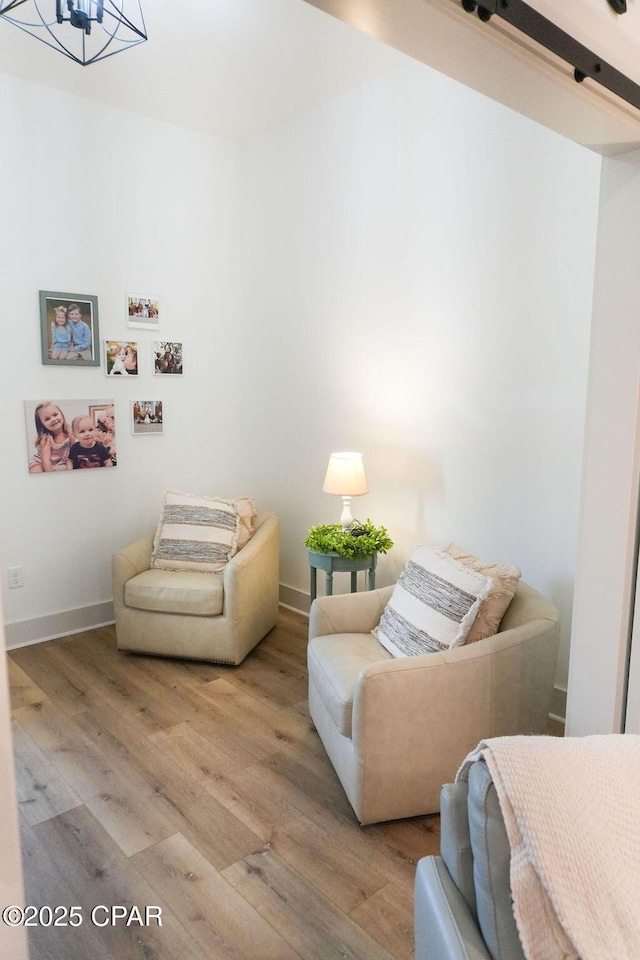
[103,340,139,376]
[25,399,116,473]
[132,400,163,435]
[153,341,183,375]
[39,291,100,366]
[127,294,159,330]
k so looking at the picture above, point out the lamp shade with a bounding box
[322,452,368,497]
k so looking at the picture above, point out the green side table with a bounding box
[307,549,377,602]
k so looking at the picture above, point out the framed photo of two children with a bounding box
[39,290,100,366]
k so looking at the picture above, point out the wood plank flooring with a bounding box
[8,608,440,960]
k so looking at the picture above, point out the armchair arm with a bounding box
[111,532,154,612]
[356,612,559,686]
[223,512,280,624]
[351,615,559,821]
[309,585,394,639]
[355,614,559,734]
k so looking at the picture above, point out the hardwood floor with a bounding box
[8,608,440,960]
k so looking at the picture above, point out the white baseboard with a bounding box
[3,592,570,725]
[5,588,308,649]
[279,583,310,615]
[279,602,310,619]
[5,589,308,650]
[5,601,115,649]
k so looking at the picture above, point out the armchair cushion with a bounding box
[374,545,491,657]
[124,568,224,616]
[308,633,392,736]
[151,489,254,573]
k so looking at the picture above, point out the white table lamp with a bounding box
[323,452,368,530]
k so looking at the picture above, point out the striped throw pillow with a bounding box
[373,546,491,657]
[151,490,242,573]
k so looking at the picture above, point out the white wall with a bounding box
[0,62,602,697]
[0,73,244,640]
[567,149,640,735]
[242,62,602,688]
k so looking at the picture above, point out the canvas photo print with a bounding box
[127,294,159,329]
[132,400,163,435]
[25,400,117,473]
[153,341,182,375]
[104,340,138,375]
[39,291,99,366]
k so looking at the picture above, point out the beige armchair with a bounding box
[112,510,279,665]
[308,579,559,825]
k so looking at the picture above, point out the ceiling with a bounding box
[305,0,640,155]
[0,0,410,143]
[2,0,639,153]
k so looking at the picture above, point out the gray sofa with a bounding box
[415,757,525,960]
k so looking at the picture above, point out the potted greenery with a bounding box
[304,520,393,559]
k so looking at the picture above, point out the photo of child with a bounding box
[40,292,99,366]
[28,402,74,473]
[104,340,139,375]
[69,416,113,469]
[25,400,117,473]
[66,302,92,360]
[50,305,72,360]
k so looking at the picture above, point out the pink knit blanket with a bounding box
[458,735,640,960]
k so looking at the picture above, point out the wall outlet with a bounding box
[8,566,23,589]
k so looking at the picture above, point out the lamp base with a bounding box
[339,497,354,531]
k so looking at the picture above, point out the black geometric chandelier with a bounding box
[0,1,147,65]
